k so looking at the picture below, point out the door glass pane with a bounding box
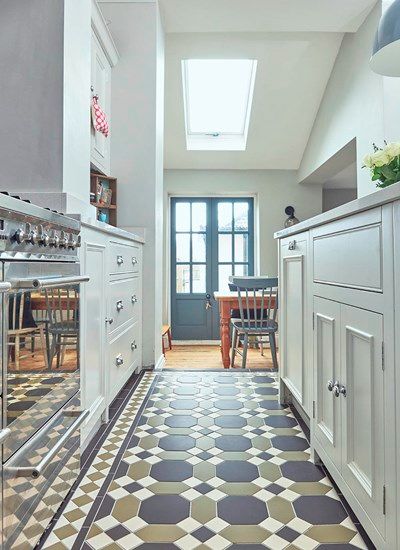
[218,264,233,291]
[192,202,207,231]
[176,202,191,231]
[234,202,249,230]
[234,234,248,262]
[219,234,232,262]
[176,233,190,262]
[192,233,206,262]
[218,202,232,231]
[176,264,191,293]
[192,265,206,293]
[234,264,248,276]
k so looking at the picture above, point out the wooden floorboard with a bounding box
[164,344,278,370]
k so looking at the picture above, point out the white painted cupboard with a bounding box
[276,187,400,550]
[80,223,144,446]
[90,0,119,175]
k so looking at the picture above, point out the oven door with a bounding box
[2,261,89,461]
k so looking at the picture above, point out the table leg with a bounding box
[219,304,231,369]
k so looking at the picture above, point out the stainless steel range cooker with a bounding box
[0,193,89,549]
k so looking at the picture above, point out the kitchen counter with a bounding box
[274,181,400,239]
[70,215,145,243]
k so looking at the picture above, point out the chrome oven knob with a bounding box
[67,235,77,249]
[13,228,27,244]
[75,235,82,248]
[28,229,39,245]
[49,231,60,248]
[40,233,50,246]
[59,231,68,248]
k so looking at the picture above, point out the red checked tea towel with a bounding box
[91,96,109,137]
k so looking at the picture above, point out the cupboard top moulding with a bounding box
[92,0,119,68]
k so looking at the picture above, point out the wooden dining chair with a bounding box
[8,291,48,371]
[229,277,279,369]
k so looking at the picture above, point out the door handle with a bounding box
[205,293,212,310]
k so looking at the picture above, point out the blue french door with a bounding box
[171,197,254,340]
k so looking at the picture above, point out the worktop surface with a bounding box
[274,181,400,239]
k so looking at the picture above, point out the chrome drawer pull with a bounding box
[116,300,124,312]
[116,354,124,367]
[288,240,296,250]
[131,294,138,304]
[105,317,114,325]
[132,257,138,265]
[131,340,137,351]
[0,428,11,445]
[117,255,124,265]
[8,409,89,479]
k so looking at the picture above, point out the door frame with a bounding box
[166,193,259,334]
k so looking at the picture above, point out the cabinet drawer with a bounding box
[108,277,141,334]
[313,213,382,292]
[109,321,140,396]
[109,241,141,276]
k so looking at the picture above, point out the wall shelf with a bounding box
[90,172,117,226]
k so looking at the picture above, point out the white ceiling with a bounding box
[164,32,344,169]
[159,0,377,34]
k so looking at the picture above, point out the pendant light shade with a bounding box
[370,0,400,76]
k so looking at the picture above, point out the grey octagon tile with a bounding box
[169,399,198,410]
[164,415,197,428]
[264,415,298,429]
[281,461,325,482]
[218,495,268,524]
[159,435,195,451]
[294,495,348,525]
[271,435,309,451]
[216,461,258,482]
[215,415,247,429]
[214,399,243,410]
[139,495,190,524]
[150,460,193,482]
[215,435,252,452]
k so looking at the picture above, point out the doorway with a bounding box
[170,197,254,340]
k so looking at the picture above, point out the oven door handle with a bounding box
[0,282,11,293]
[0,428,11,445]
[8,409,89,479]
[11,275,90,290]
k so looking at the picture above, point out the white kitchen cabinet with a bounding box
[279,232,312,414]
[313,296,341,469]
[275,187,400,550]
[80,222,143,447]
[80,226,107,445]
[90,0,119,175]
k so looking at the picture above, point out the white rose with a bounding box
[371,150,390,167]
[363,154,374,168]
[384,142,400,160]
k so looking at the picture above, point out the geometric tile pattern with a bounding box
[43,371,370,549]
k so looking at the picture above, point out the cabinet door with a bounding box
[280,237,307,406]
[91,31,111,174]
[81,241,107,443]
[340,305,385,536]
[313,296,341,469]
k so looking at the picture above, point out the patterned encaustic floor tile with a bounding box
[41,371,371,549]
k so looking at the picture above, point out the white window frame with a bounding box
[181,59,258,151]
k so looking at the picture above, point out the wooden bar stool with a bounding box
[162,325,172,355]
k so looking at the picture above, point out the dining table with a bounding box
[214,290,277,368]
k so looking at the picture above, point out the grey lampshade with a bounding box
[370,0,400,76]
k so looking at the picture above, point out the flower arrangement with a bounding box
[363,142,400,188]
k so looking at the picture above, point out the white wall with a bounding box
[0,0,92,211]
[164,169,322,320]
[299,3,385,196]
[101,1,164,368]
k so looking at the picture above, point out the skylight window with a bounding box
[182,59,257,151]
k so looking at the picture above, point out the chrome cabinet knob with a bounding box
[116,300,124,312]
[288,240,296,250]
[115,354,124,367]
[327,380,334,391]
[105,317,114,325]
[332,385,340,397]
[132,257,138,265]
[338,385,347,397]
[131,294,138,304]
[117,255,124,265]
[131,340,137,350]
